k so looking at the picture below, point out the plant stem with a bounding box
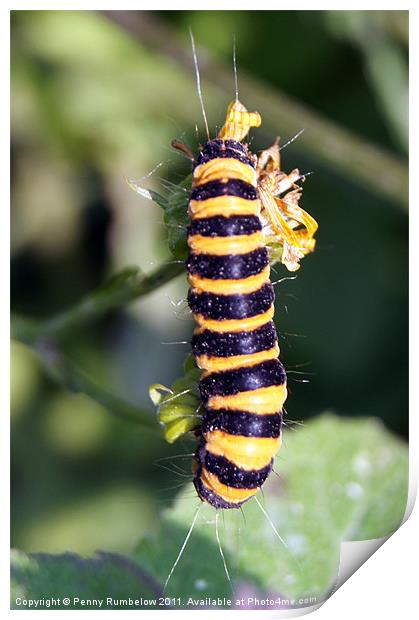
[32,340,160,430]
[11,262,184,432]
[11,262,184,345]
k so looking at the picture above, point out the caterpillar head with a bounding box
[218,100,261,142]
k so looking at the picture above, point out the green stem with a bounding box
[11,262,184,345]
[33,341,160,430]
[11,262,184,432]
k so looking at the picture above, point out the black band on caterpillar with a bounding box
[199,359,286,401]
[194,138,255,169]
[187,215,262,238]
[190,179,258,202]
[188,283,274,320]
[186,248,269,280]
[202,409,282,438]
[192,321,277,357]
[204,452,272,489]
[193,469,245,509]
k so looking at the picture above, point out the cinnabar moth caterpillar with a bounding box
[184,100,318,509]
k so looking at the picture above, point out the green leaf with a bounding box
[11,550,161,609]
[266,238,284,267]
[150,358,201,444]
[134,413,408,604]
[148,190,169,210]
[162,175,191,260]
[127,174,191,260]
[126,177,168,210]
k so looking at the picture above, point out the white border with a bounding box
[5,4,415,619]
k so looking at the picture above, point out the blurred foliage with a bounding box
[11,9,408,605]
[11,415,408,608]
[324,11,408,153]
[11,550,161,609]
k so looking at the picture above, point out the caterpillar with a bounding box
[182,100,318,510]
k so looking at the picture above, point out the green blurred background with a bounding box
[11,10,408,556]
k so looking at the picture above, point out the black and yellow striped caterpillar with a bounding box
[182,100,318,509]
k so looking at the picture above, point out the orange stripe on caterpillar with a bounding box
[188,232,264,255]
[195,344,280,372]
[188,265,270,295]
[207,385,288,416]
